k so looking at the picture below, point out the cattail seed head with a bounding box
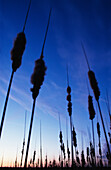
[67,105,72,116]
[30,58,47,99]
[67,148,70,159]
[59,131,63,144]
[76,156,80,164]
[88,70,100,101]
[11,32,26,72]
[67,94,71,102]
[87,147,89,156]
[63,143,65,153]
[81,150,85,167]
[88,95,96,120]
[73,127,77,147]
[33,151,36,164]
[97,122,100,137]
[67,86,71,94]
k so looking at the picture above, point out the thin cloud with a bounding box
[0,74,30,99]
[0,74,66,120]
[0,84,31,112]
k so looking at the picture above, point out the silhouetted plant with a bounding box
[81,150,86,167]
[24,9,51,168]
[66,66,74,167]
[76,150,80,165]
[32,150,36,167]
[0,0,31,139]
[20,111,27,167]
[97,122,103,166]
[45,154,47,168]
[106,90,111,144]
[81,43,111,162]
[86,147,89,165]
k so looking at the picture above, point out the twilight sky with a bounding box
[0,0,111,167]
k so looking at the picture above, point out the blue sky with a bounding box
[0,0,111,166]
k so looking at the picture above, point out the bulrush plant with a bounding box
[81,43,111,163]
[0,0,31,138]
[97,121,103,166]
[76,150,80,165]
[106,90,111,144]
[72,126,80,166]
[90,141,95,166]
[45,154,48,168]
[86,147,90,166]
[66,66,74,167]
[81,150,86,168]
[87,127,95,167]
[20,111,27,167]
[58,112,66,166]
[66,117,70,166]
[24,9,51,168]
[72,126,77,155]
[32,150,36,167]
[87,84,96,165]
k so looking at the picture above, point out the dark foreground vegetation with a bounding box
[0,167,111,170]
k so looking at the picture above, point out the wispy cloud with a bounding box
[0,83,31,112]
[0,74,66,120]
[0,73,31,111]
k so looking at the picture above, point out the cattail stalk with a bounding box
[72,125,78,165]
[91,119,95,153]
[23,0,32,33]
[58,112,63,163]
[87,80,96,163]
[106,90,111,143]
[66,117,70,164]
[97,101,110,156]
[0,70,14,138]
[0,0,31,138]
[82,43,111,158]
[40,121,43,168]
[97,122,102,166]
[20,111,27,167]
[24,99,36,167]
[70,102,74,167]
[92,119,96,165]
[66,65,74,167]
[24,10,51,168]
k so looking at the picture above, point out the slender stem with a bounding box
[41,9,52,56]
[0,70,14,138]
[67,65,69,86]
[70,116,74,167]
[20,138,25,167]
[40,120,43,168]
[99,137,102,162]
[81,42,90,71]
[92,119,96,165]
[92,120,95,151]
[24,98,36,168]
[97,100,111,156]
[58,112,61,131]
[20,111,27,167]
[66,117,69,163]
[75,147,76,160]
[86,78,90,95]
[23,0,32,32]
[106,89,111,118]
